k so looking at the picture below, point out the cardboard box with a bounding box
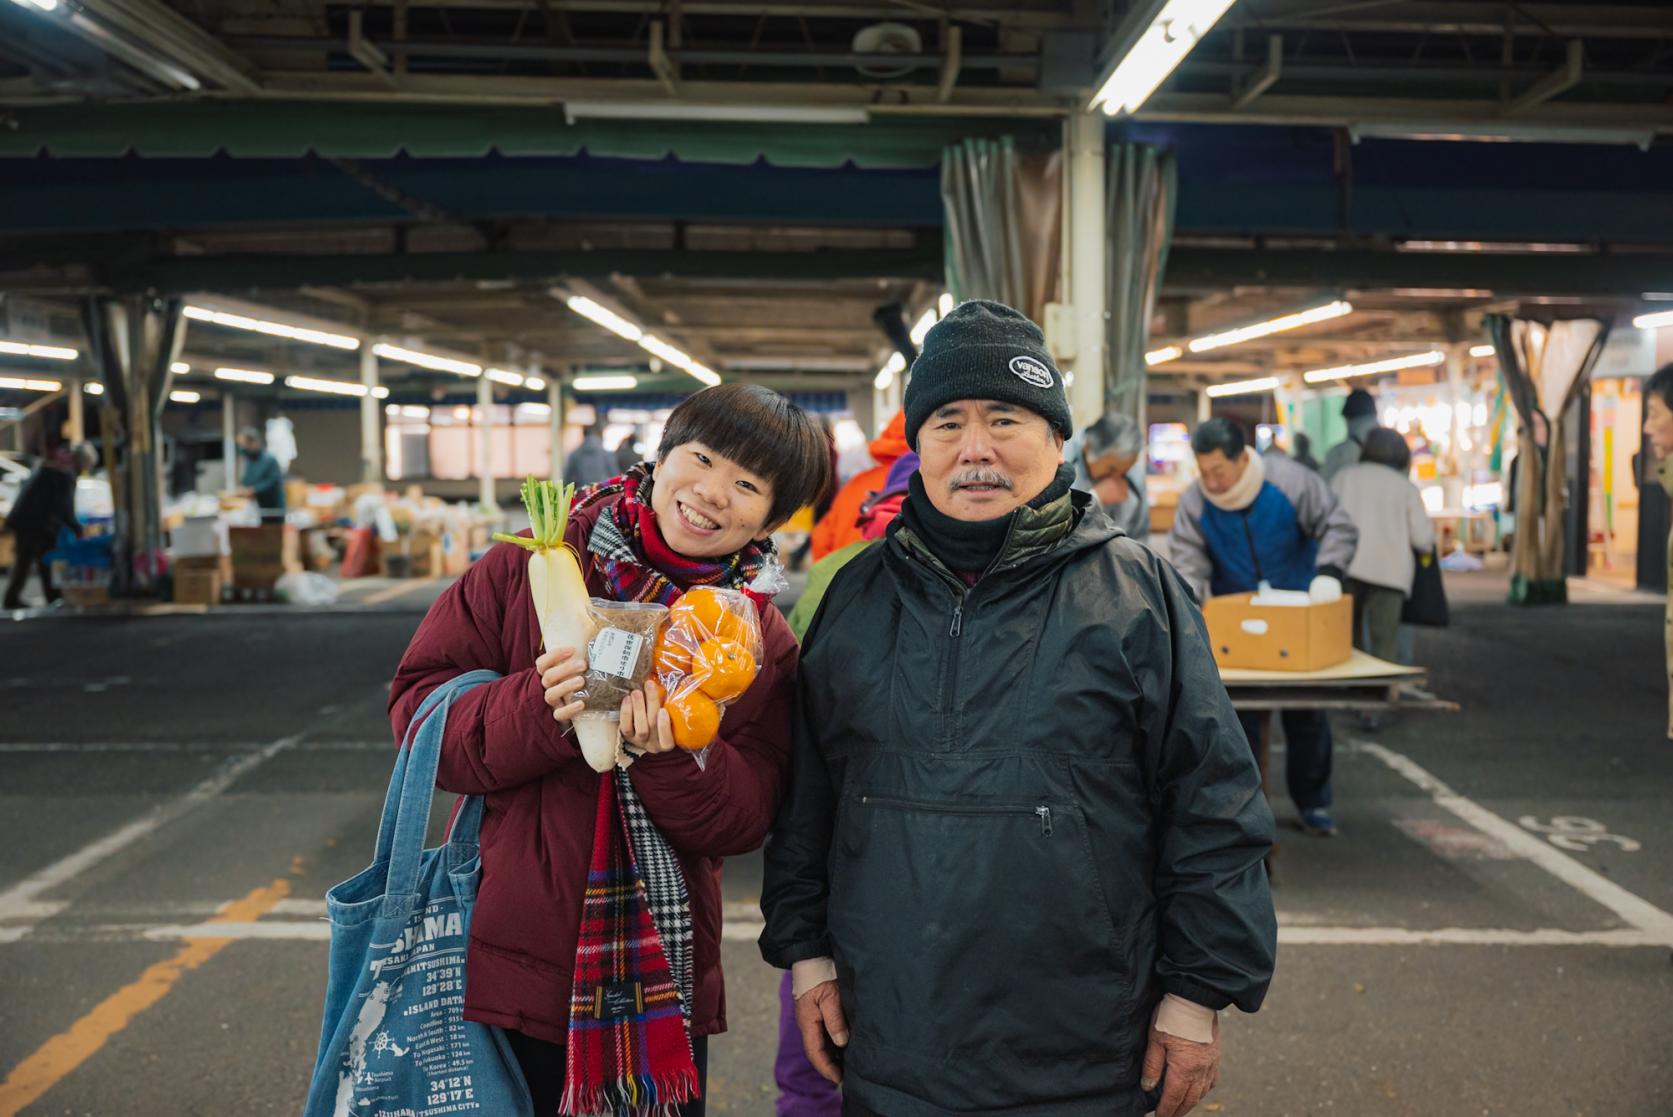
[173,566,223,606]
[1202,592,1353,672]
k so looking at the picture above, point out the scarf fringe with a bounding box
[558,1066,701,1117]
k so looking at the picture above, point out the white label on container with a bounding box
[1240,619,1270,636]
[588,628,646,680]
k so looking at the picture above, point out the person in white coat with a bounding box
[1330,427,1436,661]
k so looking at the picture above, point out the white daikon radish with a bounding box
[493,477,615,772]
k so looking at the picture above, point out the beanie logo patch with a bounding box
[1009,355,1055,389]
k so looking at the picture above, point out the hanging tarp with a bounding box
[0,101,1054,168]
[1486,313,1611,605]
[1104,142,1176,424]
[939,135,1061,323]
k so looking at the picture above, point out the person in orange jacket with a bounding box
[809,410,909,561]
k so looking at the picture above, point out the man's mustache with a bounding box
[949,469,1014,491]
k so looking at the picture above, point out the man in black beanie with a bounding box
[763,298,1277,1117]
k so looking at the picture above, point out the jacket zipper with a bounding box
[1240,509,1266,584]
[861,795,1055,837]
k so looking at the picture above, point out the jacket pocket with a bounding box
[830,793,1136,1105]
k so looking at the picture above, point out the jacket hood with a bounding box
[868,410,910,466]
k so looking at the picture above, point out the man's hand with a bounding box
[793,979,848,1086]
[1140,1016,1220,1117]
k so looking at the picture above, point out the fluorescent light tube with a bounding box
[171,362,191,375]
[1633,309,1673,330]
[939,293,955,317]
[525,376,547,391]
[640,335,721,386]
[565,296,644,342]
[874,352,907,391]
[0,340,77,360]
[1091,0,1237,116]
[285,375,372,397]
[214,367,276,385]
[910,309,939,346]
[1470,344,1496,358]
[573,375,640,392]
[1205,376,1283,398]
[486,368,527,386]
[0,376,62,391]
[184,306,360,350]
[565,102,868,125]
[1303,351,1446,385]
[1146,346,1183,366]
[84,382,105,395]
[169,390,201,404]
[1187,301,1353,354]
[372,343,482,377]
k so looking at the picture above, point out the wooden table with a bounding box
[1220,652,1455,874]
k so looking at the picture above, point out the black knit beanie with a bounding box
[903,300,1073,451]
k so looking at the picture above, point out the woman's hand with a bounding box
[620,680,679,755]
[536,647,587,724]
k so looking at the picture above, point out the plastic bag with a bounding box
[275,571,340,606]
[572,600,669,772]
[652,587,765,770]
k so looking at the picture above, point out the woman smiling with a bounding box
[388,383,830,1116]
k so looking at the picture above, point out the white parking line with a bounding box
[1356,740,1673,946]
[0,731,306,938]
[1277,927,1662,947]
[0,740,389,752]
[5,917,1667,949]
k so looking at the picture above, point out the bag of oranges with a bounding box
[651,586,764,767]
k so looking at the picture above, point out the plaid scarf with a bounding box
[562,769,697,1117]
[573,464,776,610]
[562,463,775,1116]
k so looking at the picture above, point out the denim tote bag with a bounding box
[303,669,532,1117]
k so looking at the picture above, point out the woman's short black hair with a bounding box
[1191,417,1246,459]
[658,383,832,528]
[1360,426,1412,472]
[1647,363,1673,412]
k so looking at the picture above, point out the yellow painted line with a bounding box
[362,577,438,606]
[0,878,292,1117]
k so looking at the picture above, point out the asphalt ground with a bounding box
[1,569,1671,1116]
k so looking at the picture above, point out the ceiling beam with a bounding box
[1164,246,1673,299]
[340,0,1082,30]
[1231,34,1282,111]
[1219,1,1673,39]
[70,0,262,93]
[1138,91,1673,137]
[244,71,1067,114]
[1505,40,1585,116]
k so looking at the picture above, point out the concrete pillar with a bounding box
[1445,342,1470,505]
[222,389,238,494]
[81,295,186,596]
[545,362,565,484]
[360,341,382,484]
[1066,110,1107,430]
[477,371,496,511]
[67,377,85,443]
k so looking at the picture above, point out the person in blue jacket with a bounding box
[1167,418,1359,836]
